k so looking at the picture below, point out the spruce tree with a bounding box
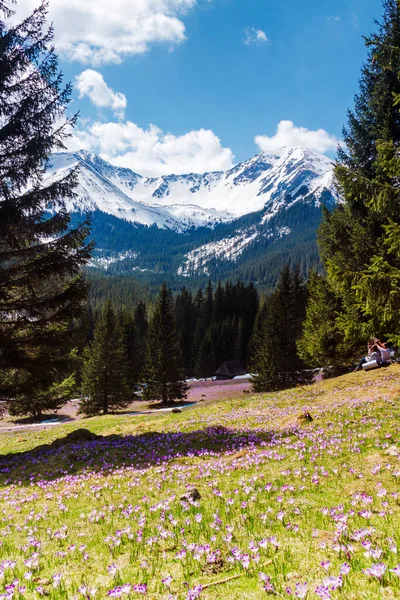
[133,301,148,383]
[175,288,196,377]
[251,295,281,392]
[248,300,270,365]
[196,329,216,378]
[338,0,400,178]
[241,281,259,366]
[80,302,130,416]
[121,311,137,393]
[0,0,92,415]
[251,267,307,392]
[143,284,188,404]
[192,285,214,376]
[119,303,148,393]
[318,0,400,347]
[297,272,349,370]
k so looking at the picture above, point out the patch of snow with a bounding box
[177,229,259,277]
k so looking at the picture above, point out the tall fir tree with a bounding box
[338,0,400,179]
[175,288,196,377]
[251,267,307,392]
[80,301,130,416]
[251,296,282,393]
[0,0,92,416]
[121,311,137,393]
[297,272,349,371]
[240,282,259,365]
[120,302,148,393]
[248,300,270,365]
[318,0,400,349]
[143,284,188,404]
[132,301,148,382]
[195,329,216,378]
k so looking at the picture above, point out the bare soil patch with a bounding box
[0,379,252,433]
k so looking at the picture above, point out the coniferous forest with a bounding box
[2,0,400,419]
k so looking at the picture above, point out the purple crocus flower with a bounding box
[363,563,386,580]
[295,582,308,598]
[186,585,202,599]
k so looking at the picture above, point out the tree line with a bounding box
[75,280,260,416]
[3,0,400,421]
[78,273,308,416]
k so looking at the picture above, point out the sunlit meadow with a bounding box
[0,367,399,599]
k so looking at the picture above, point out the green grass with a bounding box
[0,367,399,599]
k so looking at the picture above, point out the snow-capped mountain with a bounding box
[46,152,232,232]
[47,147,337,229]
[45,147,338,283]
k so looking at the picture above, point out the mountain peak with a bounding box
[46,146,337,231]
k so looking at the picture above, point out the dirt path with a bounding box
[0,379,252,433]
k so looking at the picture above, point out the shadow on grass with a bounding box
[0,425,286,485]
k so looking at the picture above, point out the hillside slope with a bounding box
[0,367,399,598]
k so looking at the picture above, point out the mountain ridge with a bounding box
[45,147,339,285]
[47,146,337,228]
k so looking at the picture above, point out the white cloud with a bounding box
[75,70,127,118]
[255,120,338,155]
[243,27,269,46]
[69,121,234,177]
[327,16,341,23]
[12,0,197,66]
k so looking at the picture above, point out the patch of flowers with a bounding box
[0,375,398,597]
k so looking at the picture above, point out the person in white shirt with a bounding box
[369,345,383,365]
[354,341,383,371]
[374,339,391,363]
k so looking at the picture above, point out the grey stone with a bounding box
[180,487,201,502]
[385,445,399,457]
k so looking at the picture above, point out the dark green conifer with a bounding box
[318,0,400,347]
[133,301,148,382]
[143,284,187,404]
[338,0,400,178]
[0,0,92,416]
[195,329,216,378]
[251,267,307,392]
[120,302,148,392]
[175,288,196,377]
[297,272,348,370]
[80,302,130,416]
[251,294,282,392]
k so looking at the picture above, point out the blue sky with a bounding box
[15,0,384,175]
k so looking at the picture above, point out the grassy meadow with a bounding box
[0,367,399,599]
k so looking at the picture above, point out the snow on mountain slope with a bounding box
[125,146,337,218]
[177,225,293,278]
[177,228,260,277]
[46,153,233,232]
[46,146,337,232]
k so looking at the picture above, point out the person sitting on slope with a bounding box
[373,338,391,364]
[354,341,381,372]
